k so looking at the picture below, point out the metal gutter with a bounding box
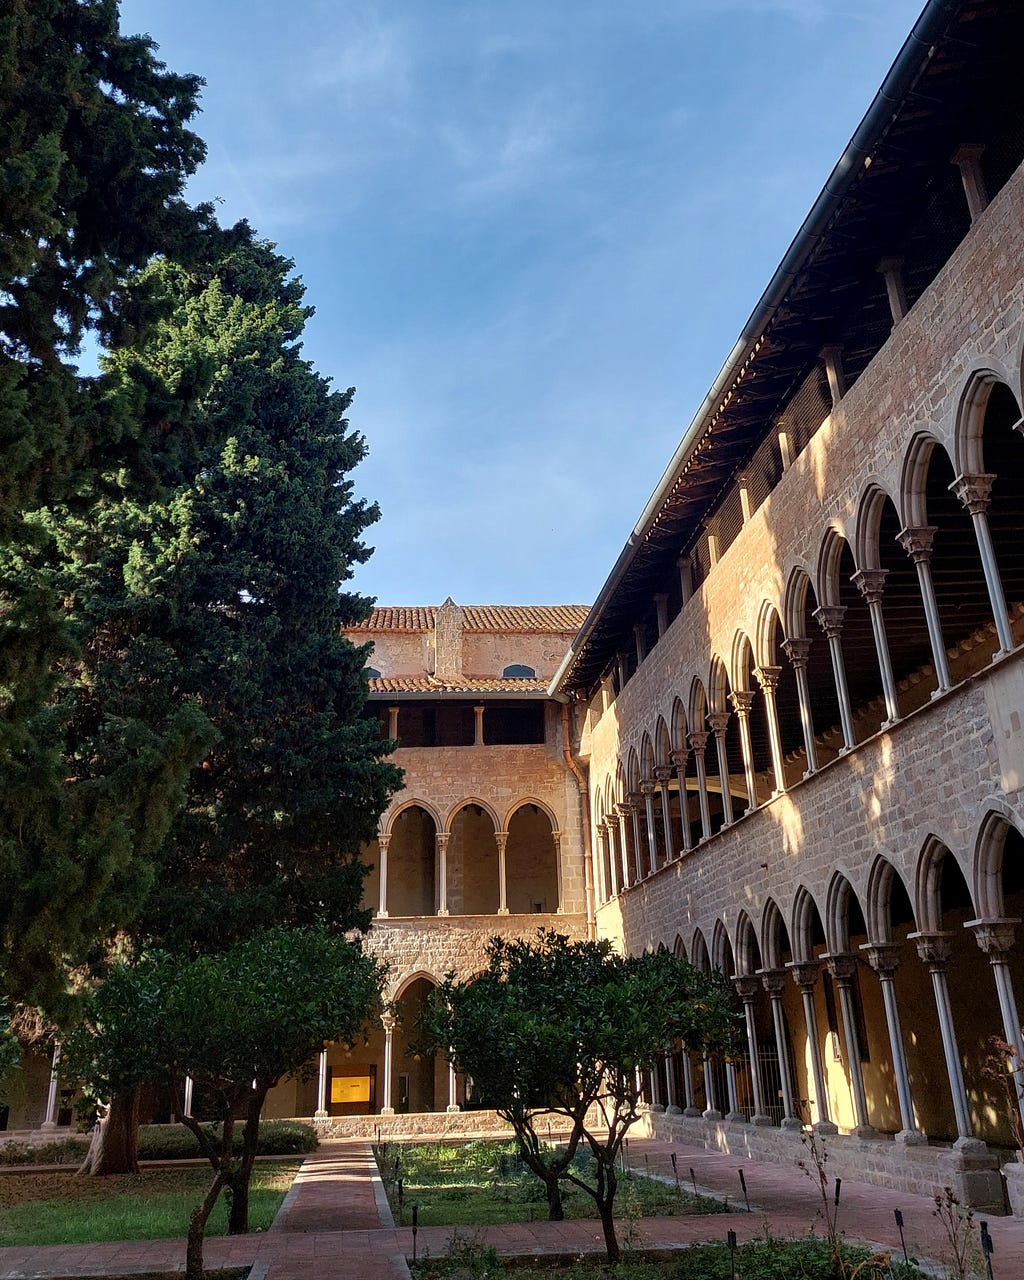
[548,0,960,698]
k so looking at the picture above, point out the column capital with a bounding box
[966,917,1020,958]
[706,711,730,737]
[813,603,847,638]
[734,975,761,1001]
[728,689,754,717]
[595,821,608,837]
[686,730,709,754]
[759,967,788,997]
[639,779,657,797]
[435,832,450,850]
[782,636,812,668]
[754,665,781,694]
[653,765,673,784]
[950,472,995,516]
[909,930,953,969]
[616,801,635,820]
[627,790,644,808]
[822,952,858,983]
[860,941,902,976]
[494,830,508,852]
[381,1011,396,1032]
[788,960,822,990]
[670,748,688,769]
[378,833,391,853]
[897,525,937,563]
[851,567,888,604]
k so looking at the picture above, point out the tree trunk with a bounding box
[598,1194,620,1263]
[186,1170,227,1280]
[226,1086,266,1235]
[90,1089,139,1175]
[544,1172,564,1221]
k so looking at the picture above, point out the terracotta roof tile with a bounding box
[368,675,549,694]
[350,604,589,634]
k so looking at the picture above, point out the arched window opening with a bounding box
[835,541,886,743]
[761,607,806,787]
[798,575,844,766]
[364,667,381,680]
[505,804,558,914]
[874,496,939,712]
[394,977,447,1113]
[387,807,437,917]
[738,643,774,805]
[449,803,498,915]
[977,381,1024,649]
[502,664,536,679]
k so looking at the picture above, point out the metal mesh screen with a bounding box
[783,365,831,459]
[716,485,745,557]
[745,432,784,516]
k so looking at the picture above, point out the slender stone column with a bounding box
[473,703,485,746]
[967,918,1024,1134]
[851,568,900,726]
[655,766,674,862]
[380,1014,396,1115]
[681,1052,700,1116]
[313,1054,326,1116]
[686,733,712,839]
[789,961,837,1132]
[553,831,563,912]
[761,970,799,1126]
[707,712,734,824]
[911,932,974,1142]
[593,823,607,904]
[861,943,922,1142]
[655,593,669,639]
[897,527,952,692]
[824,953,875,1135]
[951,474,1014,656]
[735,976,771,1125]
[813,605,856,749]
[725,1060,743,1121]
[447,1058,460,1112]
[387,705,400,740]
[782,638,819,775]
[702,1055,722,1121]
[951,142,988,222]
[435,832,450,916]
[728,691,759,810]
[664,1047,680,1113]
[877,256,908,327]
[641,780,659,873]
[606,822,621,898]
[183,1075,195,1119]
[41,1044,61,1131]
[615,804,633,888]
[755,665,787,794]
[377,834,390,918]
[670,749,693,852]
[627,793,645,880]
[494,831,509,914]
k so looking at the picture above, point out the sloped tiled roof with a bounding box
[351,605,589,634]
[368,675,549,694]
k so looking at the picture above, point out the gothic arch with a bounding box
[729,632,755,694]
[816,526,851,607]
[670,696,688,752]
[504,795,559,834]
[791,885,825,962]
[755,600,785,670]
[974,803,1024,919]
[761,898,791,970]
[900,431,949,530]
[915,835,975,934]
[955,363,1020,476]
[445,796,501,833]
[784,565,815,639]
[855,481,902,570]
[386,797,443,836]
[735,910,762,976]
[865,855,915,944]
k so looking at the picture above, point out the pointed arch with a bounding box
[393,969,441,1000]
[761,899,792,970]
[915,835,975,934]
[755,601,785,670]
[673,933,689,960]
[626,746,641,793]
[855,481,900,570]
[691,928,711,973]
[445,796,500,833]
[708,655,731,714]
[640,731,656,780]
[670,696,688,752]
[386,797,443,836]
[689,676,708,728]
[791,885,826,962]
[865,855,915,944]
[974,803,1024,920]
[729,632,755,694]
[784,566,814,639]
[504,795,559,835]
[900,431,947,530]
[735,910,762,977]
[825,871,867,954]
[654,715,672,767]
[711,919,734,975]
[955,364,1020,477]
[816,527,849,607]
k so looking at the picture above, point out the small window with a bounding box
[365,667,381,679]
[502,664,536,679]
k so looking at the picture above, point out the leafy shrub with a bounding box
[137,1119,317,1160]
[0,1137,89,1166]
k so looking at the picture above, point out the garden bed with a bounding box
[377,1140,728,1228]
[0,1159,300,1246]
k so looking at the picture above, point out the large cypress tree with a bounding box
[0,0,214,1006]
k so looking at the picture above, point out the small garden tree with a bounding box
[63,926,385,1278]
[427,931,741,1262]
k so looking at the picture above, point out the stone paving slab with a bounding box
[3,1134,1024,1278]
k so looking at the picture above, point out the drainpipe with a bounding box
[561,699,596,940]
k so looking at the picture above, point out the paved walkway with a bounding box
[3,1134,1024,1278]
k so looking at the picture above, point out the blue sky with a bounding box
[120,0,924,607]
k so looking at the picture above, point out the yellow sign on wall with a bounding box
[331,1074,371,1104]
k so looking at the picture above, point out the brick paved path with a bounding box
[3,1134,1024,1278]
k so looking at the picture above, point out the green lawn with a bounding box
[378,1140,727,1228]
[0,1160,300,1247]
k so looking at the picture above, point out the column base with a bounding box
[497,907,510,915]
[812,1121,839,1137]
[895,1128,927,1147]
[446,1104,461,1113]
[881,718,899,731]
[683,1107,702,1118]
[665,1104,683,1116]
[376,909,389,919]
[850,1124,878,1139]
[725,1111,746,1124]
[952,1135,989,1155]
[39,1121,57,1133]
[931,686,952,700]
[702,1109,723,1122]
[437,908,449,916]
[314,1109,328,1120]
[781,1117,804,1131]
[649,1103,666,1113]
[380,1107,395,1117]
[751,1114,775,1127]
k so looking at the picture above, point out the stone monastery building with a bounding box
[14,0,1024,1212]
